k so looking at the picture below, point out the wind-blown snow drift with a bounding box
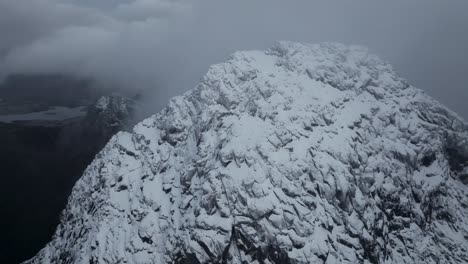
[26,42,468,264]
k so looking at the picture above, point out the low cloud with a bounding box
[0,0,467,118]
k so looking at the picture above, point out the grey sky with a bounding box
[0,0,467,119]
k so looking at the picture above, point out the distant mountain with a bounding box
[55,94,139,165]
[26,42,468,263]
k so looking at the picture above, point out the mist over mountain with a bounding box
[0,1,467,118]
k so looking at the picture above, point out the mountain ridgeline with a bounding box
[26,42,468,264]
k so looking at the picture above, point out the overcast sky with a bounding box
[0,0,467,118]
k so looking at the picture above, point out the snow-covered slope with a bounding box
[26,42,468,264]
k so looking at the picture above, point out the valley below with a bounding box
[0,74,137,263]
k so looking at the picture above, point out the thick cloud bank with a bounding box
[0,0,467,118]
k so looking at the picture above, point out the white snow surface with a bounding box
[26,42,468,264]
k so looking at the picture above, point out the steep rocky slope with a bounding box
[26,42,468,264]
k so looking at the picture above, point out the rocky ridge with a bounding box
[26,42,468,264]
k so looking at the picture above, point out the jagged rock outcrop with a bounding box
[26,42,468,264]
[88,95,137,130]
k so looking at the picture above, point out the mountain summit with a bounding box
[26,42,468,264]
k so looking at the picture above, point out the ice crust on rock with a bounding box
[26,42,468,264]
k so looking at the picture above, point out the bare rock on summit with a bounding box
[26,42,468,264]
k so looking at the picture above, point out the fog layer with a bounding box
[0,0,467,118]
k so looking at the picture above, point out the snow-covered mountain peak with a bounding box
[194,42,404,108]
[26,42,468,264]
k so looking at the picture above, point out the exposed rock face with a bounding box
[89,95,136,130]
[25,42,468,264]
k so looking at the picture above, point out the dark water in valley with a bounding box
[0,123,82,263]
[0,75,120,263]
